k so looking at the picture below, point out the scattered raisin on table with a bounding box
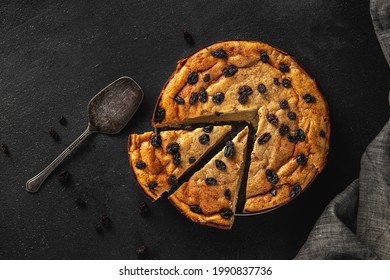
[59,116,67,126]
[211,49,227,58]
[183,31,194,45]
[224,140,234,158]
[199,134,210,145]
[1,143,10,155]
[49,128,60,141]
[100,215,112,230]
[58,170,70,184]
[74,198,86,208]
[95,223,104,234]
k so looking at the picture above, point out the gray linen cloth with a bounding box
[295,0,390,260]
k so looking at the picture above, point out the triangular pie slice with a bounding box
[169,126,249,229]
[128,125,232,201]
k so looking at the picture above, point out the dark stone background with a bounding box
[0,0,389,259]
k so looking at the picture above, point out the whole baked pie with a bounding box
[129,40,330,227]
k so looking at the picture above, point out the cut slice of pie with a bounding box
[169,126,249,229]
[128,125,232,201]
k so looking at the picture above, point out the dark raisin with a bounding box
[150,133,161,147]
[273,78,280,86]
[279,100,288,109]
[173,152,181,166]
[287,111,296,120]
[279,124,290,136]
[166,142,180,154]
[189,92,198,105]
[95,223,104,234]
[148,181,157,190]
[75,198,86,208]
[238,86,253,96]
[319,130,326,138]
[154,107,165,123]
[199,134,210,145]
[238,93,249,104]
[135,161,146,169]
[215,159,227,171]
[1,143,10,155]
[282,78,291,88]
[295,129,306,142]
[223,65,238,77]
[269,187,277,196]
[168,175,177,185]
[296,153,307,165]
[139,202,149,217]
[190,205,202,214]
[279,64,289,73]
[49,128,60,141]
[258,83,267,94]
[136,245,147,256]
[257,132,271,144]
[199,87,208,102]
[58,170,70,184]
[203,74,210,82]
[290,184,301,199]
[189,156,196,164]
[211,49,227,58]
[187,72,198,84]
[100,215,112,230]
[266,169,279,184]
[59,116,67,126]
[260,52,269,63]
[303,93,316,103]
[183,31,194,44]
[212,92,225,104]
[267,114,279,125]
[203,125,214,133]
[174,95,185,104]
[287,134,298,144]
[205,177,217,185]
[184,125,194,131]
[220,210,233,219]
[224,140,234,158]
[224,189,231,199]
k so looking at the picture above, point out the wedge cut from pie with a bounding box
[128,125,232,201]
[152,40,330,213]
[169,126,249,229]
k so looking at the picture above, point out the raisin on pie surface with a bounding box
[151,40,330,213]
[128,125,232,201]
[168,126,249,229]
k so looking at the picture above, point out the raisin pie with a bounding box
[169,127,249,229]
[128,125,232,201]
[151,40,329,214]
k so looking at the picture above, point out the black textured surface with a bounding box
[0,0,389,260]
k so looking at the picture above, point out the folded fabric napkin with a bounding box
[295,0,390,259]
